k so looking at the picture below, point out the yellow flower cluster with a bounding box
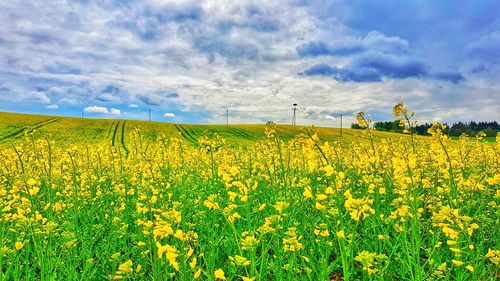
[283,227,303,252]
[0,105,498,280]
[354,251,388,275]
[343,190,375,221]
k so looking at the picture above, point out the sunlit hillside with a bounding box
[0,112,411,147]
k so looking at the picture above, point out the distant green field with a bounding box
[0,111,399,146]
[2,111,493,148]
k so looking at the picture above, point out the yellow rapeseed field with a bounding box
[0,103,499,280]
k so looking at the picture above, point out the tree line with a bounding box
[351,120,499,137]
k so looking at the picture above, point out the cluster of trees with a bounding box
[432,121,499,136]
[351,120,499,137]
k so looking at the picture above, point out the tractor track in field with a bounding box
[0,117,62,142]
[110,120,129,156]
[341,131,356,137]
[180,125,198,142]
[29,117,62,132]
[107,121,118,138]
[174,124,198,145]
[229,128,256,140]
[111,120,120,146]
[278,126,302,134]
[120,120,129,156]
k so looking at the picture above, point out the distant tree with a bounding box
[415,123,432,135]
[351,123,364,129]
[373,120,404,133]
[390,120,498,136]
[358,119,498,136]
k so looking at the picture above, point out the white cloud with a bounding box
[84,106,121,116]
[46,104,59,109]
[84,106,109,114]
[128,104,139,108]
[466,31,500,62]
[164,112,176,118]
[96,93,121,103]
[109,108,121,115]
[58,97,78,105]
[24,91,51,104]
[324,115,336,120]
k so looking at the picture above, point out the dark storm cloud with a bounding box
[300,53,464,83]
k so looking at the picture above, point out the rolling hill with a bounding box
[0,111,417,147]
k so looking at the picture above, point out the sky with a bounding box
[0,0,499,126]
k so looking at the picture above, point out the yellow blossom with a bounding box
[117,260,133,275]
[214,269,226,280]
[315,202,326,210]
[467,223,479,236]
[229,255,251,266]
[156,242,179,270]
[190,257,197,269]
[316,194,328,201]
[15,241,23,250]
[194,269,201,279]
[354,251,387,275]
[241,235,259,250]
[323,165,334,176]
[274,201,289,213]
[485,249,500,265]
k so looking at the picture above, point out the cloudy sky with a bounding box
[0,0,499,125]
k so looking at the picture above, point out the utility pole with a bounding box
[340,114,343,137]
[292,103,297,126]
[226,108,229,126]
[82,112,84,118]
[149,109,151,121]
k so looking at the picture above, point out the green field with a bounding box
[0,112,409,146]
